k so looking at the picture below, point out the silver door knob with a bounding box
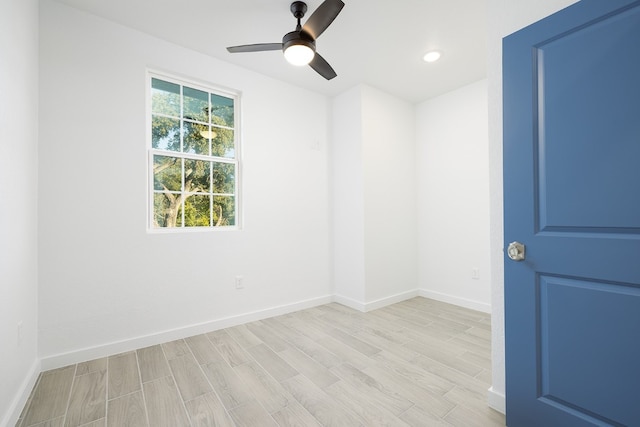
[507,241,526,261]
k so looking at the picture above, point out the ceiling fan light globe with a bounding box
[284,44,315,66]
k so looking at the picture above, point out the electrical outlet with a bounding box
[472,268,480,280]
[17,321,23,346]
[235,276,244,289]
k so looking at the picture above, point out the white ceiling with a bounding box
[51,0,487,104]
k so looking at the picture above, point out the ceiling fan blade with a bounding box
[227,43,282,53]
[309,52,337,80]
[301,0,345,40]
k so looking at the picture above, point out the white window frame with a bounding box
[146,71,242,232]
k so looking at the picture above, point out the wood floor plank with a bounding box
[314,312,362,335]
[358,311,406,334]
[229,400,279,427]
[277,311,332,342]
[167,353,212,402]
[289,335,344,370]
[207,330,252,367]
[26,417,65,427]
[358,324,410,346]
[271,401,322,427]
[259,317,301,341]
[380,305,434,326]
[397,318,455,340]
[107,390,147,427]
[475,369,492,384]
[281,375,365,427]
[65,369,107,427]
[449,335,492,356]
[315,335,372,371]
[410,355,490,397]
[444,384,501,415]
[161,339,191,360]
[76,358,107,376]
[367,307,404,324]
[399,403,453,427]
[370,351,456,396]
[437,306,489,324]
[137,345,171,383]
[108,352,141,400]
[351,329,419,362]
[325,328,381,357]
[277,347,340,389]
[395,326,455,350]
[460,325,493,342]
[142,376,190,427]
[361,363,456,418]
[403,339,483,377]
[459,351,492,371]
[185,392,235,427]
[75,418,105,427]
[184,334,225,365]
[464,319,492,331]
[406,310,473,336]
[224,324,263,349]
[324,379,412,427]
[428,320,475,336]
[266,321,342,369]
[245,321,290,352]
[444,404,505,427]
[201,360,254,409]
[329,363,414,416]
[246,344,298,382]
[233,361,293,414]
[23,366,75,426]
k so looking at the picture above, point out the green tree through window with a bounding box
[149,75,239,229]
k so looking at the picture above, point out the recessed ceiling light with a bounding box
[423,50,442,63]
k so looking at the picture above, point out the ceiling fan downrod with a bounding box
[291,1,307,30]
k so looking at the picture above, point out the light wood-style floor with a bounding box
[17,297,505,427]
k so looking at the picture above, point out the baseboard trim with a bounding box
[1,358,40,427]
[333,289,419,312]
[488,386,506,414]
[332,294,366,312]
[418,289,491,313]
[40,295,333,371]
[362,289,420,312]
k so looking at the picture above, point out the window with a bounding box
[148,73,240,230]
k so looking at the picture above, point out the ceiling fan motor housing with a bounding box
[282,31,316,53]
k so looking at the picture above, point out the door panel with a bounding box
[539,275,640,426]
[503,1,640,426]
[537,5,640,230]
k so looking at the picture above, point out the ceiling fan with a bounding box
[226,0,345,80]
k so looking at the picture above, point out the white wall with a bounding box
[38,0,332,366]
[416,79,491,313]
[332,85,417,310]
[0,0,40,425]
[361,86,417,304]
[331,87,366,304]
[486,0,580,412]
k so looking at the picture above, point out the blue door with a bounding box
[503,1,640,426]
